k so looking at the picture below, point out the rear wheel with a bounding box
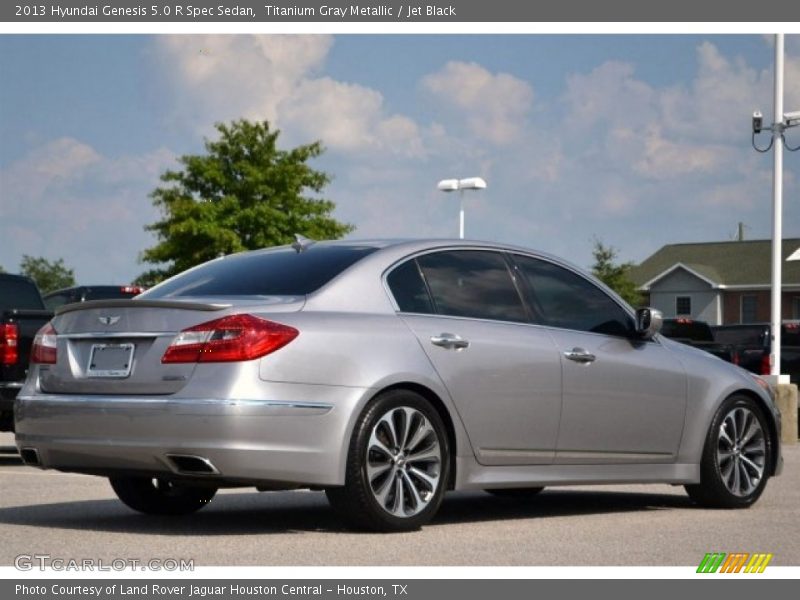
[485,487,545,498]
[685,395,772,508]
[326,390,449,532]
[109,477,216,515]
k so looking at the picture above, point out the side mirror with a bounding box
[635,307,663,340]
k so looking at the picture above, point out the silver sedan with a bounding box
[15,239,783,531]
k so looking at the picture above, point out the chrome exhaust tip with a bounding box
[20,447,41,467]
[165,454,219,475]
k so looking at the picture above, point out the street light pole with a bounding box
[437,177,487,239]
[771,33,784,378]
[459,191,465,239]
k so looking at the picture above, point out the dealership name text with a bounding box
[16,585,404,597]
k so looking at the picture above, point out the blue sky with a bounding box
[2,34,800,283]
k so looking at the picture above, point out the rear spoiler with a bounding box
[55,299,231,316]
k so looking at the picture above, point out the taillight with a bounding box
[31,322,57,364]
[1,323,19,365]
[161,314,298,363]
[760,353,770,375]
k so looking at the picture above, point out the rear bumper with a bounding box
[14,387,367,487]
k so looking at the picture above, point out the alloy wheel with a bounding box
[717,406,767,497]
[365,406,442,518]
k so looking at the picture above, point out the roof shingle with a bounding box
[630,239,800,288]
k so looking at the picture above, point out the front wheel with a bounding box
[326,390,450,532]
[685,395,772,509]
[109,477,217,515]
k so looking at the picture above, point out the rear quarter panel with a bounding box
[255,310,473,461]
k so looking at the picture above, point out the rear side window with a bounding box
[386,260,434,314]
[416,250,528,323]
[0,278,45,310]
[513,255,633,337]
[142,245,378,298]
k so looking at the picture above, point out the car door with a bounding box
[386,249,562,466]
[511,254,687,464]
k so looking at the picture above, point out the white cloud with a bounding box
[422,61,534,146]
[608,126,732,180]
[281,77,424,157]
[157,35,332,123]
[565,61,658,129]
[0,138,174,282]
[156,35,424,157]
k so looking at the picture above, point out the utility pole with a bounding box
[771,33,784,379]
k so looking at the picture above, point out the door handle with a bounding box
[563,347,596,363]
[431,333,470,350]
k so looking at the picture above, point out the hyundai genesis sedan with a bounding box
[15,239,783,531]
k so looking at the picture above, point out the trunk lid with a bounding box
[41,297,304,395]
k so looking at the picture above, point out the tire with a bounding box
[485,487,545,498]
[109,477,217,516]
[326,389,450,532]
[685,394,772,509]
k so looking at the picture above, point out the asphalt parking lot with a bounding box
[0,431,797,567]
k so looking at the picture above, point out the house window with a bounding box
[676,296,691,316]
[741,295,758,323]
[793,297,800,320]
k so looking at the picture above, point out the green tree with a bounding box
[20,255,76,294]
[137,120,353,285]
[590,239,642,307]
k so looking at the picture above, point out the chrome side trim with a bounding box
[60,332,175,339]
[557,450,674,462]
[0,382,23,389]
[479,448,554,459]
[18,394,333,412]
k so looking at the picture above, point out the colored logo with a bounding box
[697,552,773,573]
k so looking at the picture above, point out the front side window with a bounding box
[415,250,528,323]
[513,255,633,337]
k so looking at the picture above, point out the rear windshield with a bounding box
[0,278,45,310]
[141,245,378,298]
[660,320,713,342]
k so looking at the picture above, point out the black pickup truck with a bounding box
[0,274,52,431]
[660,318,736,363]
[713,322,800,383]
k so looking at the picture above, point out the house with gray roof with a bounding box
[629,239,800,325]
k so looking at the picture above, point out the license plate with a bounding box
[87,343,134,378]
